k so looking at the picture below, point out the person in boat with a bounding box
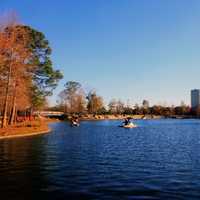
[70,116,75,124]
[74,116,79,124]
[123,118,131,125]
[71,116,80,126]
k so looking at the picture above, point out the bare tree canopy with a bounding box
[59,81,86,114]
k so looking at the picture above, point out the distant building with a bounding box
[191,89,200,108]
[142,100,149,109]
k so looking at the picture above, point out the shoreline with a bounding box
[0,121,51,140]
[0,128,51,140]
[78,114,197,121]
[79,114,163,121]
[0,115,197,140]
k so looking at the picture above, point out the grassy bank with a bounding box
[0,120,50,139]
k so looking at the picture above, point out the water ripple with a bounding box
[1,119,200,199]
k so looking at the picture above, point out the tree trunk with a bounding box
[9,94,16,125]
[1,63,12,128]
[9,81,17,125]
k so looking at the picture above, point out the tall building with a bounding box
[191,89,200,108]
[142,100,149,109]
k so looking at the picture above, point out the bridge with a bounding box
[34,111,64,118]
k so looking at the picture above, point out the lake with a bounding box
[1,119,200,200]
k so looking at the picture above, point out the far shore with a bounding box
[76,114,195,121]
[48,113,198,121]
[79,114,157,120]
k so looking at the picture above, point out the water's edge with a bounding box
[0,127,51,140]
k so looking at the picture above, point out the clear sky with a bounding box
[1,0,200,106]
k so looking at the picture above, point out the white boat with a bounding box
[119,122,137,128]
[71,121,80,127]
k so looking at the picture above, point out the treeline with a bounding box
[52,81,197,117]
[0,14,63,127]
[57,81,104,114]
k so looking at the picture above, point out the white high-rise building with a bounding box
[191,89,200,108]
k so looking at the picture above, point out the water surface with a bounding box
[1,119,200,200]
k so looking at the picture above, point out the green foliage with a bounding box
[64,81,81,97]
[20,25,63,109]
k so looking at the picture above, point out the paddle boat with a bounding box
[70,116,80,127]
[119,118,137,128]
[122,122,137,128]
[71,121,80,127]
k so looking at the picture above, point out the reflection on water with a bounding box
[1,119,200,199]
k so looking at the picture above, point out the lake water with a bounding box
[1,119,200,200]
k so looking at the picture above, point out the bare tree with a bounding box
[108,99,124,114]
[87,91,104,114]
[59,81,86,114]
[0,15,32,127]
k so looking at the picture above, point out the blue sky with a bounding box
[1,0,200,106]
